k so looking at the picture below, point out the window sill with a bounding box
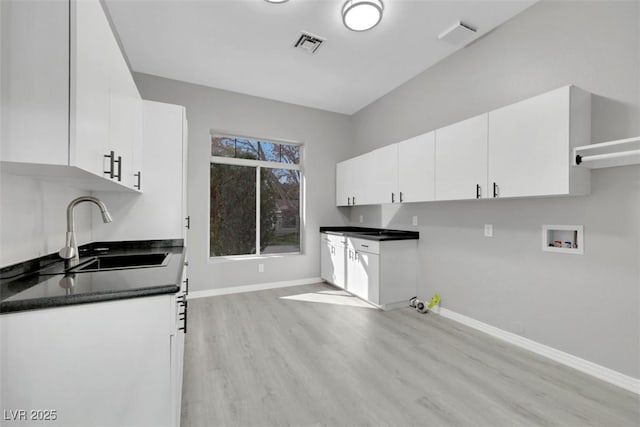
[207,252,303,264]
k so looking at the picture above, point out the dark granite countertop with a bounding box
[0,240,185,314]
[319,226,419,241]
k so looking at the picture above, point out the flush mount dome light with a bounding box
[342,0,383,32]
[265,0,289,3]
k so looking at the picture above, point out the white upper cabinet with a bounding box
[337,136,435,207]
[435,114,488,201]
[1,0,143,191]
[1,0,69,166]
[72,0,112,178]
[398,131,435,203]
[336,159,353,206]
[488,86,590,198]
[337,153,375,206]
[335,85,591,206]
[93,101,188,242]
[369,144,399,205]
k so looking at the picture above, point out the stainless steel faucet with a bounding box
[59,196,113,267]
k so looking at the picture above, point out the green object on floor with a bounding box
[428,294,441,310]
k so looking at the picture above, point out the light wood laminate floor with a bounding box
[181,283,639,427]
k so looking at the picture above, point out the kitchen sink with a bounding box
[69,253,170,273]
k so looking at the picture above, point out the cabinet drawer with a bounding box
[348,237,380,254]
[322,233,347,246]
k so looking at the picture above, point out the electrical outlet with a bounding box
[359,215,363,223]
[484,224,493,237]
[412,216,418,226]
[258,263,264,273]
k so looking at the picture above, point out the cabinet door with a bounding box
[336,160,352,206]
[350,154,372,206]
[347,247,366,299]
[320,238,334,282]
[0,297,173,426]
[107,33,143,189]
[332,244,346,289]
[488,87,571,198]
[0,0,69,166]
[368,144,398,204]
[71,0,112,177]
[398,131,435,203]
[347,248,379,303]
[181,112,189,244]
[435,114,488,200]
[321,237,346,288]
[92,101,186,241]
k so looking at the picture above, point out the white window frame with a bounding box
[209,132,304,259]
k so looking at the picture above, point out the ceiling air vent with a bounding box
[293,32,325,54]
[438,21,477,44]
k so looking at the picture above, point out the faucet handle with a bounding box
[59,247,75,260]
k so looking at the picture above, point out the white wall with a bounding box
[349,1,640,378]
[0,173,92,267]
[133,73,352,291]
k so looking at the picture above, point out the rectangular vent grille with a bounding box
[294,32,325,54]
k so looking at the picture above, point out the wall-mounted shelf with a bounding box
[574,136,640,169]
[542,225,583,255]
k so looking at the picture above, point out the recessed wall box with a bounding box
[542,225,584,255]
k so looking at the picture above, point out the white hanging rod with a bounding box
[576,149,640,165]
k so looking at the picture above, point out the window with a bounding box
[210,134,302,257]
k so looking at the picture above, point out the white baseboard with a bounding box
[436,307,640,395]
[187,277,322,299]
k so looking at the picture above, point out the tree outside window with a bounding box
[210,135,302,257]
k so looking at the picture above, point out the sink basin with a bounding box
[69,253,170,273]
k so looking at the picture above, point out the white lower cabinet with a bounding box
[321,233,417,310]
[320,234,346,289]
[346,242,380,303]
[0,294,185,427]
[171,265,188,427]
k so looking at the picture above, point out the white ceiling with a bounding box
[104,0,536,115]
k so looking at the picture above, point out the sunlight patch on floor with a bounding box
[280,290,376,308]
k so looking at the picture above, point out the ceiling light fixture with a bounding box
[265,0,289,3]
[342,0,383,32]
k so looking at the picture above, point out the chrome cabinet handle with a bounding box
[476,184,481,199]
[493,182,499,198]
[400,192,403,203]
[134,171,141,190]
